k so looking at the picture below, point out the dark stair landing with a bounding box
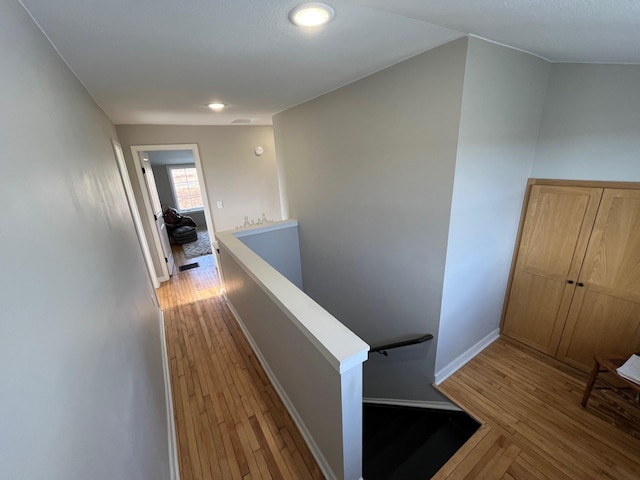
[363,404,480,480]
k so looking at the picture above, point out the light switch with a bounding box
[216,200,224,209]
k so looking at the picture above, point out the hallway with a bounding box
[157,253,324,479]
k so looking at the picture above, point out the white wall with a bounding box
[116,125,282,275]
[0,2,169,479]
[532,63,640,181]
[274,38,469,401]
[436,38,551,375]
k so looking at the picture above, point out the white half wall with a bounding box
[0,2,169,479]
[217,226,368,480]
[532,63,640,182]
[436,38,550,373]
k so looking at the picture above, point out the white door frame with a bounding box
[130,144,216,282]
[111,139,160,290]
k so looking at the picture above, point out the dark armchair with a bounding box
[163,206,198,244]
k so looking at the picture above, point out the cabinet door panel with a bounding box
[502,271,566,351]
[557,189,640,371]
[557,289,640,371]
[502,185,603,354]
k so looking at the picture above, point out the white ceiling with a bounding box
[350,0,640,64]
[20,0,640,126]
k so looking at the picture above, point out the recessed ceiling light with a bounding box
[289,3,335,27]
[208,103,225,111]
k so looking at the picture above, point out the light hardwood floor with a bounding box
[434,337,640,480]
[158,248,324,480]
[162,245,640,480]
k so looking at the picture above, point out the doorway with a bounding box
[130,144,216,284]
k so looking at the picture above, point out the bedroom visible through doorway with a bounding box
[131,144,216,283]
[146,149,212,271]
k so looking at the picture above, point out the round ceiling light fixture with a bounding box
[208,103,225,111]
[289,2,335,27]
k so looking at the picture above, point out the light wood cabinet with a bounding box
[502,182,640,372]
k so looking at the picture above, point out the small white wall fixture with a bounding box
[130,143,216,285]
[216,221,369,480]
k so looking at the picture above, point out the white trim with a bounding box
[272,35,465,117]
[468,34,640,66]
[468,34,551,62]
[131,148,171,282]
[225,300,338,480]
[159,310,180,480]
[363,397,462,412]
[232,219,299,238]
[112,140,160,290]
[166,165,205,213]
[434,329,500,385]
[216,224,370,374]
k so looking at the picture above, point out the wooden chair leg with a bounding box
[581,358,601,408]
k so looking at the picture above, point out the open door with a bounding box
[139,153,175,278]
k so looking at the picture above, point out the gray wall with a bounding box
[532,63,640,181]
[116,125,281,278]
[436,39,551,373]
[0,2,169,479]
[274,38,469,401]
[151,165,176,207]
[238,225,304,290]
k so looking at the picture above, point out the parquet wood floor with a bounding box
[435,337,640,480]
[157,249,324,480]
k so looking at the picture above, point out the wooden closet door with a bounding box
[502,185,603,354]
[557,189,640,372]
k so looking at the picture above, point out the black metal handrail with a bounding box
[370,334,433,356]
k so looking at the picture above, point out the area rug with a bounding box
[182,229,212,258]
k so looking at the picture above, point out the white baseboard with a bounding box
[225,300,337,480]
[434,328,500,385]
[159,310,180,480]
[158,274,170,284]
[363,397,462,412]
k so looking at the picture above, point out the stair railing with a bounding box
[370,334,433,356]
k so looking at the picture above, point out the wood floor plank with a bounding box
[512,451,570,480]
[453,368,639,478]
[431,424,492,480]
[436,337,640,480]
[460,352,640,478]
[158,249,322,480]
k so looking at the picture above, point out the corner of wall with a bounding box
[272,115,290,220]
